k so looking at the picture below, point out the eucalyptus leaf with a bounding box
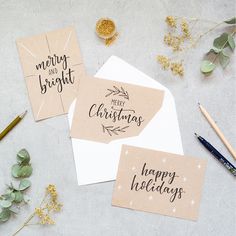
[3,192,15,202]
[19,179,31,191]
[9,205,20,214]
[0,209,11,222]
[213,33,229,49]
[224,17,236,24]
[14,191,23,203]
[5,189,13,195]
[219,51,230,69]
[9,192,15,201]
[23,194,31,204]
[18,165,33,178]
[207,47,221,54]
[228,34,235,51]
[201,60,216,74]
[0,199,12,208]
[11,164,21,178]
[17,149,30,165]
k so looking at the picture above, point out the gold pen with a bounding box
[0,110,27,141]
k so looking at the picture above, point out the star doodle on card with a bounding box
[191,200,195,205]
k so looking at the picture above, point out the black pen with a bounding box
[195,133,236,177]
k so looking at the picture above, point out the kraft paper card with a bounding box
[70,77,164,143]
[112,145,207,221]
[16,26,86,121]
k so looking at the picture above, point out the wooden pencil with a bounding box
[198,103,236,160]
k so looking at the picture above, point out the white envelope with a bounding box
[68,56,183,185]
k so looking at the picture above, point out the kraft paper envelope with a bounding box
[68,56,183,185]
[16,26,86,121]
[112,145,207,221]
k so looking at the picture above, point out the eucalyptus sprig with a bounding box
[157,16,236,78]
[12,149,33,178]
[0,149,32,223]
[201,17,236,74]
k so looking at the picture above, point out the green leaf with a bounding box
[201,60,216,74]
[228,34,235,51]
[5,188,13,195]
[23,195,31,204]
[18,165,33,178]
[17,149,30,165]
[12,164,33,178]
[11,164,21,178]
[3,192,15,202]
[207,47,222,54]
[0,199,12,208]
[9,205,20,214]
[213,33,229,49]
[219,51,230,69]
[9,192,16,201]
[0,209,11,222]
[19,179,31,191]
[224,17,236,24]
[14,191,23,203]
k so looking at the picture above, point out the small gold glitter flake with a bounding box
[96,18,118,46]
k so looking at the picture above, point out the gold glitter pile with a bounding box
[96,18,118,46]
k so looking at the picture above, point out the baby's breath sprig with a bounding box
[157,55,184,77]
[12,184,62,236]
[157,16,236,77]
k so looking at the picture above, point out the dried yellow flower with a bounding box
[40,214,55,225]
[46,184,58,201]
[165,16,177,28]
[13,184,62,235]
[157,55,170,70]
[46,184,56,194]
[164,33,182,51]
[35,208,44,218]
[170,62,184,76]
[181,20,190,38]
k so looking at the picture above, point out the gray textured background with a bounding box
[0,0,235,235]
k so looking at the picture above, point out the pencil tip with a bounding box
[197,102,200,106]
[20,110,27,118]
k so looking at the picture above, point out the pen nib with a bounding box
[194,133,199,137]
[20,110,27,119]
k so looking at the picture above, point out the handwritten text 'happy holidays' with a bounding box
[131,163,185,203]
